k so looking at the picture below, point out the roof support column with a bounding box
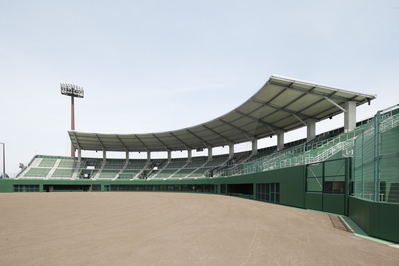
[167,150,172,162]
[187,149,192,161]
[277,130,284,151]
[147,151,151,164]
[344,101,356,132]
[252,138,258,156]
[208,147,213,161]
[229,143,234,159]
[77,148,82,164]
[307,119,317,142]
[125,151,129,163]
[103,150,106,164]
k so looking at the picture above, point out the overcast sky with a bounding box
[1,0,398,175]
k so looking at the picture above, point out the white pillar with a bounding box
[187,149,192,161]
[167,150,172,162]
[252,138,258,156]
[147,151,151,163]
[307,119,316,142]
[78,148,82,163]
[229,143,234,159]
[208,147,213,161]
[344,101,356,132]
[277,131,284,151]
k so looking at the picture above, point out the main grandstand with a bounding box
[1,75,398,244]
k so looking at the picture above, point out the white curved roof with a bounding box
[69,75,376,152]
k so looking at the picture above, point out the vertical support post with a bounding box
[103,150,106,164]
[78,148,82,163]
[167,150,172,162]
[126,151,129,163]
[344,101,356,132]
[374,110,381,202]
[307,119,316,142]
[277,130,285,151]
[71,96,75,157]
[252,138,258,156]
[208,147,213,161]
[187,149,192,161]
[229,143,234,159]
[147,151,151,164]
[0,143,5,177]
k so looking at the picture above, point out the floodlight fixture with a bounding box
[61,83,84,157]
[60,83,84,98]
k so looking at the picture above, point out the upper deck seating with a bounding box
[24,167,51,178]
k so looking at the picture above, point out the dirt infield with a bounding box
[0,192,398,265]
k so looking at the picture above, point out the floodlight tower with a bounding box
[0,142,5,178]
[61,83,84,157]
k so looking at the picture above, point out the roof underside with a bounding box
[69,75,376,152]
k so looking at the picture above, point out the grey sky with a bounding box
[1,0,398,174]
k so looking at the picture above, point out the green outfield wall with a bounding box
[349,197,399,243]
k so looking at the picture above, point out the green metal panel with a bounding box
[348,197,379,238]
[305,193,323,211]
[323,194,346,215]
[0,179,14,192]
[349,196,399,243]
[378,202,399,243]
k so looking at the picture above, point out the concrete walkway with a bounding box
[0,192,398,265]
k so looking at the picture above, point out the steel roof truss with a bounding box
[269,80,358,103]
[324,96,347,112]
[293,114,308,126]
[152,134,169,151]
[70,131,81,150]
[134,135,148,151]
[218,118,253,142]
[201,124,233,145]
[185,129,211,148]
[115,135,129,151]
[234,109,282,132]
[251,98,313,120]
[95,134,105,151]
[169,132,192,150]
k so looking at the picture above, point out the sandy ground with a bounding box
[0,192,398,266]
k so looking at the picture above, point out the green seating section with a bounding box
[52,168,74,178]
[58,158,77,168]
[104,159,125,169]
[25,168,51,177]
[188,167,212,177]
[204,154,229,167]
[166,159,188,169]
[98,170,119,179]
[186,157,207,168]
[126,160,147,169]
[39,158,57,168]
[118,170,141,179]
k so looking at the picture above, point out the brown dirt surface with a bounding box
[0,192,398,265]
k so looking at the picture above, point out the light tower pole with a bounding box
[61,83,84,157]
[0,142,5,178]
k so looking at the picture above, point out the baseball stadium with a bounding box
[1,75,399,264]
